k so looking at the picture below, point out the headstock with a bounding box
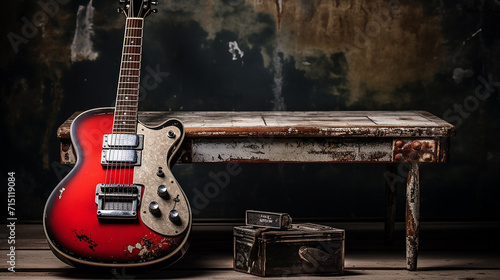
[118,0,158,18]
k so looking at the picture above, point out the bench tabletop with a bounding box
[58,110,454,139]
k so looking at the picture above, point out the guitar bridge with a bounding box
[95,184,142,219]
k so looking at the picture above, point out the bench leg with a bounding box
[385,163,398,245]
[406,162,420,271]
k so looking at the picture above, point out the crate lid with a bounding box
[234,223,345,241]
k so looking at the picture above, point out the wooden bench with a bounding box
[57,110,455,271]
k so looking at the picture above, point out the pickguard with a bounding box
[134,120,191,236]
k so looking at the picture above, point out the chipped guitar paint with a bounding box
[43,1,191,270]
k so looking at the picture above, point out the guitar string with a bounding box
[108,11,131,212]
[123,6,135,212]
[132,17,143,212]
[126,17,141,212]
[104,4,146,214]
[122,16,137,212]
[122,16,142,212]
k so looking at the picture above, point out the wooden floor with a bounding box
[2,221,500,279]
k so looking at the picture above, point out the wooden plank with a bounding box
[57,111,455,139]
[2,250,499,274]
[2,269,500,280]
[189,138,393,163]
[406,163,420,271]
[2,270,500,280]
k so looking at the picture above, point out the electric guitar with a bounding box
[43,0,192,269]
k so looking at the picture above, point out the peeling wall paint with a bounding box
[71,0,98,62]
[150,0,443,106]
[228,41,244,60]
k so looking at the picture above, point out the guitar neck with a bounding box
[113,17,144,134]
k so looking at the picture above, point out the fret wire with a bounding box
[115,108,137,111]
[113,18,143,134]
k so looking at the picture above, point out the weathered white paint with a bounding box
[406,162,420,271]
[228,41,244,61]
[191,138,393,163]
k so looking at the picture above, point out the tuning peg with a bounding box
[119,0,126,3]
[117,7,123,13]
[152,8,158,13]
[151,1,158,5]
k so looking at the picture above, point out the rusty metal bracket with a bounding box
[393,139,437,163]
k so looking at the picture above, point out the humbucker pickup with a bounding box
[101,149,142,166]
[101,134,144,166]
[103,134,144,149]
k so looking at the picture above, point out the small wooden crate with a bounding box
[233,223,345,276]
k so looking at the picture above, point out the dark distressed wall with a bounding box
[1,0,499,221]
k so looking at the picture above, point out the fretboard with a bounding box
[112,18,144,134]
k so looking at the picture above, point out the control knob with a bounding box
[157,185,169,199]
[149,201,161,216]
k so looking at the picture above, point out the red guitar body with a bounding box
[43,108,191,269]
[44,1,192,270]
